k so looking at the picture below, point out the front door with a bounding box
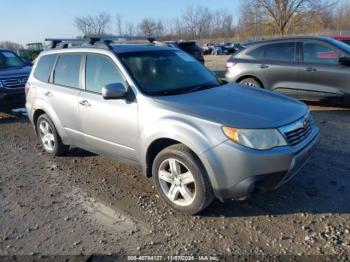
[298,40,350,102]
[78,53,138,161]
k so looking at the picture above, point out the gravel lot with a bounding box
[0,57,350,259]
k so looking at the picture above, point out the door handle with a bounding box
[260,64,269,69]
[44,91,53,97]
[79,100,91,107]
[305,67,317,72]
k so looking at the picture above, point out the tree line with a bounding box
[73,0,350,42]
[2,0,350,51]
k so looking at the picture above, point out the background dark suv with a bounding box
[226,36,350,106]
[0,48,31,111]
[165,41,205,64]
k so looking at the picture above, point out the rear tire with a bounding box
[36,114,69,156]
[152,144,214,215]
[239,77,262,88]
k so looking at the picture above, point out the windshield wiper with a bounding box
[151,82,220,96]
[181,83,221,94]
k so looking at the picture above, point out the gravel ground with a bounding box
[0,57,350,259]
[1,106,350,259]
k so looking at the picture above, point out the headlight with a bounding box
[222,127,287,150]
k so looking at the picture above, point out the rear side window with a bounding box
[264,43,295,61]
[53,54,82,88]
[248,42,295,62]
[303,42,339,64]
[34,55,57,82]
[85,54,126,93]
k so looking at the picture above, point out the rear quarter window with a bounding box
[247,46,265,59]
[34,55,57,83]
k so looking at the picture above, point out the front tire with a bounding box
[239,77,262,88]
[152,144,214,215]
[36,114,69,156]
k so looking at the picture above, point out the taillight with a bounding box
[25,82,31,96]
[226,61,237,68]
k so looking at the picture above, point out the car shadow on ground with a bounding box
[202,108,350,217]
[66,147,97,157]
[0,112,28,124]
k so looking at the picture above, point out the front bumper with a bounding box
[0,88,25,110]
[202,127,320,200]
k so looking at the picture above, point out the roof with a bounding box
[244,36,334,47]
[111,44,173,53]
[0,48,11,52]
[332,36,350,40]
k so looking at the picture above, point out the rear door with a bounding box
[48,53,83,145]
[247,42,300,97]
[298,40,350,102]
[78,53,138,162]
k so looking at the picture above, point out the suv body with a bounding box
[0,49,31,111]
[226,36,350,106]
[26,41,319,214]
[165,41,204,63]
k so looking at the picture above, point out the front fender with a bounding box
[140,116,226,191]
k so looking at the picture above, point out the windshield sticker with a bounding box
[2,52,16,58]
[176,52,195,62]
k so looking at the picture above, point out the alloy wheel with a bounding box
[38,120,55,152]
[158,158,196,206]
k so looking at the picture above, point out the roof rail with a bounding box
[45,35,157,49]
[45,38,84,49]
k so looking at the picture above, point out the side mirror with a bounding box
[339,56,350,66]
[102,83,126,99]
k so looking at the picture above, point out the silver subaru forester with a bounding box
[25,38,319,214]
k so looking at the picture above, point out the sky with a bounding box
[0,0,242,44]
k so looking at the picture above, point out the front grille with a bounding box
[1,76,28,89]
[280,114,314,146]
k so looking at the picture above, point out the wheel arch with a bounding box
[30,99,68,144]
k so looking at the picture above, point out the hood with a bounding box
[0,66,31,78]
[152,83,308,129]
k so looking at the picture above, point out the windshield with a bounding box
[0,51,26,69]
[119,50,220,96]
[328,38,350,54]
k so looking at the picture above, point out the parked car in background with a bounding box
[211,44,224,55]
[226,36,350,106]
[26,37,319,214]
[164,41,204,64]
[332,36,350,46]
[203,43,214,55]
[0,49,31,112]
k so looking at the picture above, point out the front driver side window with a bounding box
[85,54,126,93]
[303,42,339,64]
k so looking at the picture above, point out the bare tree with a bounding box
[125,22,135,36]
[74,12,111,36]
[138,18,164,36]
[182,6,212,39]
[0,41,24,51]
[252,0,327,36]
[116,14,123,35]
